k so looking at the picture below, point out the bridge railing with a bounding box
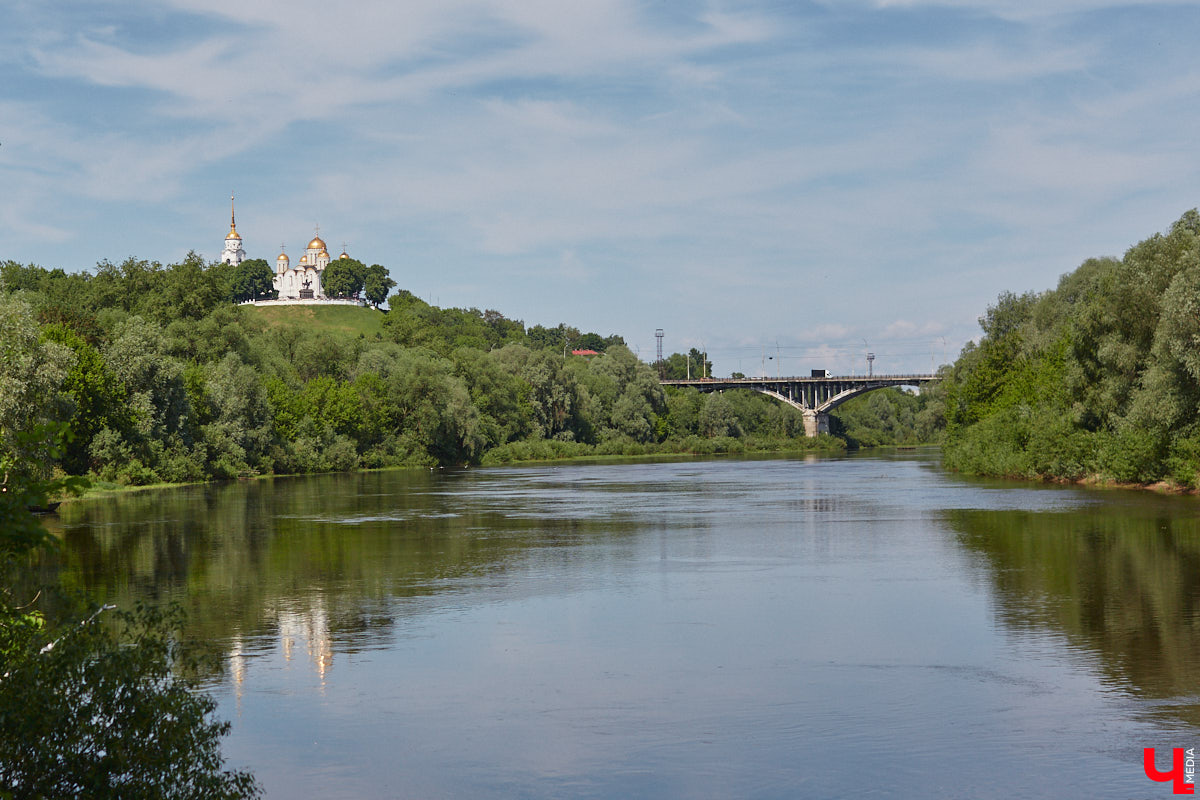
[661,373,939,384]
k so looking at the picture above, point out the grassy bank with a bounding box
[245,303,386,338]
[479,434,846,465]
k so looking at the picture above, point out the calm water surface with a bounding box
[46,452,1200,798]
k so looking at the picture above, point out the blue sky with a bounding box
[3,0,1199,376]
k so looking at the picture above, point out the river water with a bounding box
[44,452,1200,798]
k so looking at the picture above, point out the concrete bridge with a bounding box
[660,374,940,437]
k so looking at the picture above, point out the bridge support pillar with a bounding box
[802,410,830,438]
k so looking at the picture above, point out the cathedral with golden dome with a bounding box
[219,194,354,302]
[273,231,351,300]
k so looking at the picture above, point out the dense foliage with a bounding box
[831,386,943,447]
[0,256,846,487]
[941,210,1200,487]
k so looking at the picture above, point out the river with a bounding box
[44,451,1200,798]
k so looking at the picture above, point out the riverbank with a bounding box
[73,438,1189,510]
[943,460,1200,496]
[478,433,847,465]
[56,434,852,506]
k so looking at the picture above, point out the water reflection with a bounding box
[49,463,1200,713]
[42,468,653,685]
[946,498,1200,726]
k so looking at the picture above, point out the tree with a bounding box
[492,344,586,440]
[573,332,608,352]
[451,347,534,447]
[375,349,484,464]
[0,294,75,481]
[577,346,664,442]
[526,323,579,352]
[40,325,133,475]
[363,264,396,308]
[323,257,367,299]
[104,316,190,441]
[939,210,1200,484]
[699,393,742,438]
[145,252,227,320]
[194,353,274,476]
[229,258,275,303]
[0,603,261,799]
[660,349,712,380]
[0,425,259,799]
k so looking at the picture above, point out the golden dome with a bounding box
[339,250,349,259]
[226,227,241,240]
[308,236,326,250]
[277,252,289,262]
[319,249,330,260]
[299,254,308,264]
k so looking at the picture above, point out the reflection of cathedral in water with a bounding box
[227,600,335,703]
[278,601,335,682]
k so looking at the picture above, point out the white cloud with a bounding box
[855,0,1193,22]
[879,40,1095,82]
[882,319,946,338]
[798,324,852,342]
[4,0,1200,373]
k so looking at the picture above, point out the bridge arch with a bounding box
[751,384,916,436]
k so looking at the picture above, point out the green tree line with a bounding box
[940,209,1200,487]
[0,256,872,489]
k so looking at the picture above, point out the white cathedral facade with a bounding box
[220,195,354,302]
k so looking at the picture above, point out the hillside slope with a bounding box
[245,303,386,338]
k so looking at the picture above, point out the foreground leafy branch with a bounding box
[0,427,259,799]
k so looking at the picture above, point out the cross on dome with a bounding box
[307,223,327,252]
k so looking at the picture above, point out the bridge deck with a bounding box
[661,374,937,389]
[659,374,939,435]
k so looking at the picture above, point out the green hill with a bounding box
[244,303,386,338]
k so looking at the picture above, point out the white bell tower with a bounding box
[221,192,246,266]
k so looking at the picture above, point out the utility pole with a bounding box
[655,329,664,378]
